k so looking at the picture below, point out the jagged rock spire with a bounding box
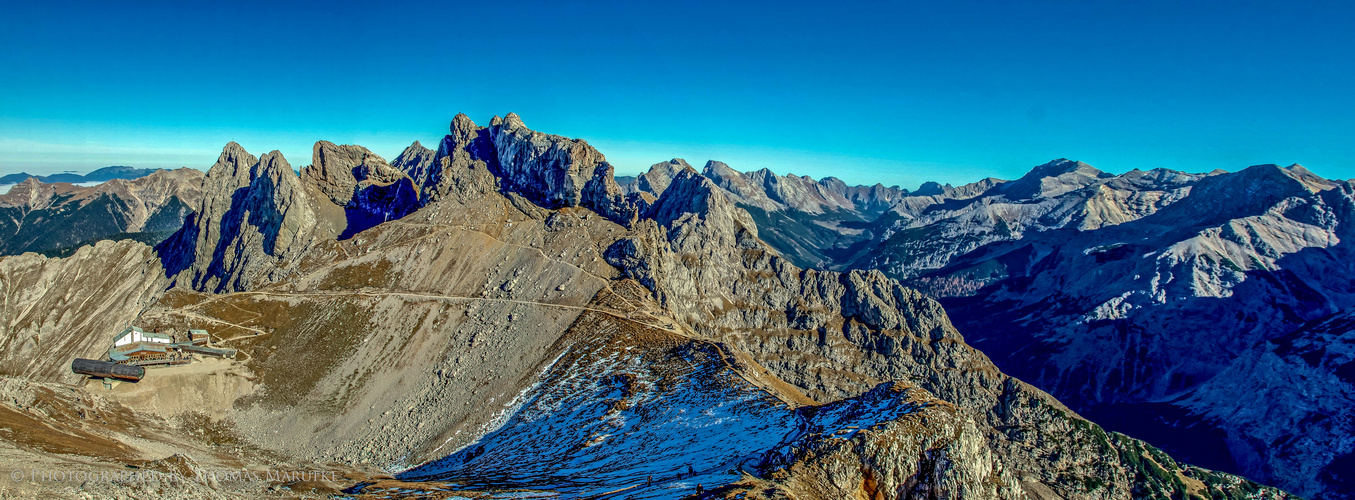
[158,142,329,292]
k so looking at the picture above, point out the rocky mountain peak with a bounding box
[627,158,691,197]
[912,181,950,197]
[818,176,847,189]
[159,142,331,292]
[301,141,420,238]
[1183,163,1329,216]
[500,112,526,130]
[1001,158,1111,200]
[1033,158,1099,176]
[645,166,734,228]
[393,140,437,191]
[257,150,291,174]
[1283,163,1339,193]
[698,161,781,212]
[211,141,260,179]
[701,160,733,176]
[484,113,636,223]
[451,113,479,140]
[305,141,395,207]
[0,178,54,209]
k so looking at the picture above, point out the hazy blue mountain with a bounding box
[0,166,159,185]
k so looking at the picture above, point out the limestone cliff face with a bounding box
[413,113,640,225]
[303,140,421,238]
[159,142,340,293]
[390,140,436,193]
[419,113,503,205]
[487,113,637,224]
[305,140,406,207]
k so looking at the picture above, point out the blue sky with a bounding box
[2,1,1352,189]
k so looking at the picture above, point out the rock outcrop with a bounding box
[486,113,637,223]
[752,382,1022,500]
[158,142,342,292]
[415,113,640,224]
[303,140,421,238]
[391,140,437,193]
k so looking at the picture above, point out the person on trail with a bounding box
[646,475,652,486]
[696,484,703,498]
[687,464,694,476]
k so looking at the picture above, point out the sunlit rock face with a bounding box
[158,142,342,292]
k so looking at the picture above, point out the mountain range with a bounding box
[0,165,162,185]
[686,157,1355,498]
[0,168,203,256]
[0,114,1343,498]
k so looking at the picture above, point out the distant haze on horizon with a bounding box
[2,1,1352,189]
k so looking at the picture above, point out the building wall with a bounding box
[113,329,173,347]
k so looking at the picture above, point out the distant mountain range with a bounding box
[0,166,161,185]
[0,114,1340,498]
[0,168,202,256]
[698,157,1354,498]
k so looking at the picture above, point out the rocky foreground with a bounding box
[0,114,1301,499]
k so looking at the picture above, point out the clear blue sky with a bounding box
[2,1,1352,189]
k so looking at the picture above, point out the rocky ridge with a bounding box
[158,142,344,293]
[620,158,909,269]
[0,114,1297,499]
[606,162,1289,498]
[851,159,1204,280]
[304,140,422,238]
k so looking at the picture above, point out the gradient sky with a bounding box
[2,1,1352,189]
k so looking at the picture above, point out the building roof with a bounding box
[113,326,173,346]
[179,344,237,358]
